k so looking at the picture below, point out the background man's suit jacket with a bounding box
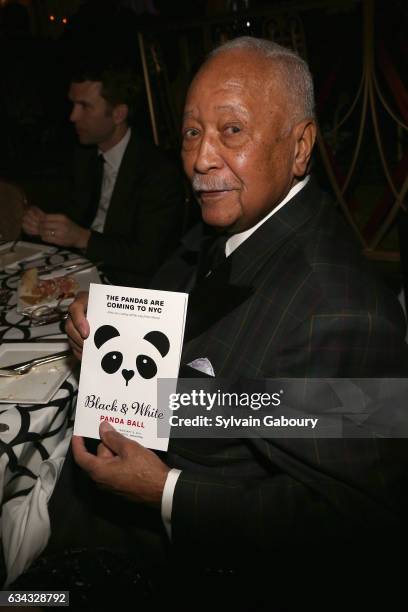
[64,132,185,286]
[153,178,408,565]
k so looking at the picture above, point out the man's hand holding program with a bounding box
[72,421,170,509]
[66,297,169,508]
[65,291,90,359]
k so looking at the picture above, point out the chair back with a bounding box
[0,180,28,240]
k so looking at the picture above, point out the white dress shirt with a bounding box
[225,175,310,256]
[161,175,310,539]
[91,128,131,233]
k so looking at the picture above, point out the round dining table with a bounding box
[0,245,99,586]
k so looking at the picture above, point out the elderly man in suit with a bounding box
[14,37,408,608]
[21,66,184,286]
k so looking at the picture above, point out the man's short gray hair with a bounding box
[209,36,315,122]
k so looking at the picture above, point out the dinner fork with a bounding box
[0,349,72,377]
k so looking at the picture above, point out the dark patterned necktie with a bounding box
[83,153,105,227]
[196,232,229,281]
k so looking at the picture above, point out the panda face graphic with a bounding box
[94,325,170,386]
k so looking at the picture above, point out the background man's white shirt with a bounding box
[91,128,131,233]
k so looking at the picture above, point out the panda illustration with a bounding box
[93,324,170,386]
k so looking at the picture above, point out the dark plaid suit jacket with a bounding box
[64,133,184,287]
[153,177,408,566]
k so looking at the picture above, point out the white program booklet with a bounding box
[74,283,188,451]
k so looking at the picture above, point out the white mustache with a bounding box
[192,176,235,192]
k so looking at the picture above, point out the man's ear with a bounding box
[292,119,316,177]
[112,103,129,125]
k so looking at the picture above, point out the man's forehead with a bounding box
[183,102,250,120]
[69,80,103,100]
[184,70,279,121]
[192,63,255,92]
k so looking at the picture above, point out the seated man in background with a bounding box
[22,65,185,287]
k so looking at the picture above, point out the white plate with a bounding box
[0,241,55,269]
[0,342,74,404]
[17,265,101,314]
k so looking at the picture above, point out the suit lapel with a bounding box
[184,178,324,341]
[228,177,323,284]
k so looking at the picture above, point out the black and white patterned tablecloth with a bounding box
[0,247,92,585]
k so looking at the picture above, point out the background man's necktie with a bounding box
[83,153,105,227]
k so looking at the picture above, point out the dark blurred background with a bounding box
[0,0,406,288]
